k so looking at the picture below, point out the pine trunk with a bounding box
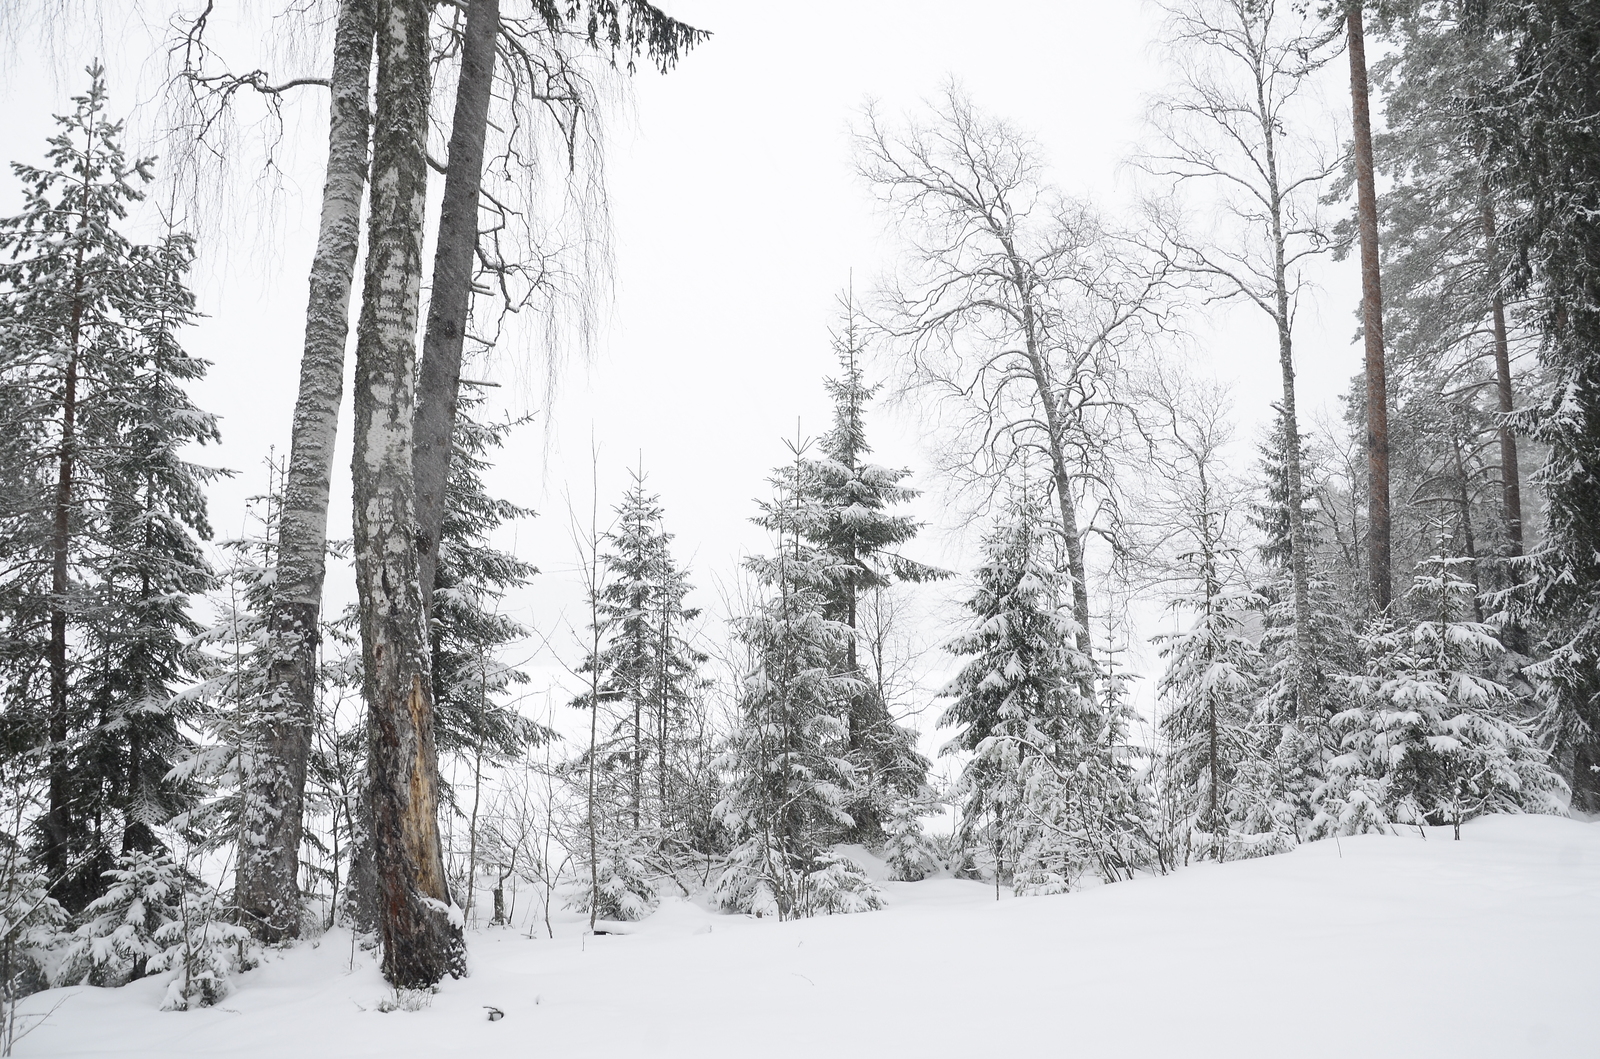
[413,0,500,621]
[1480,189,1524,556]
[354,0,463,988]
[1348,2,1392,611]
[237,0,376,944]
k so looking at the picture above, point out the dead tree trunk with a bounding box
[353,0,463,988]
[413,0,500,623]
[1347,1,1392,611]
[237,0,376,944]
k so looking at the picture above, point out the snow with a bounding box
[16,814,1599,1058]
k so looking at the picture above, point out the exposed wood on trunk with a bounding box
[237,0,376,944]
[354,0,463,988]
[414,0,501,623]
[1347,1,1392,611]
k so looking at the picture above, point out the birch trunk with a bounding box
[353,0,463,987]
[1255,46,1316,719]
[236,0,375,943]
[1347,2,1392,611]
[413,0,500,622]
[1007,253,1094,660]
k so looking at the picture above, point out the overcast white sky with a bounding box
[0,0,1369,743]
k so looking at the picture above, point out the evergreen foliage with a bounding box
[1479,0,1600,808]
[716,443,879,918]
[798,306,942,843]
[430,398,548,789]
[1316,556,1565,836]
[0,68,217,909]
[939,494,1142,893]
[64,850,250,1009]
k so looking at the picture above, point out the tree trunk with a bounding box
[1348,1,1392,611]
[237,0,375,944]
[413,0,500,622]
[1480,188,1524,557]
[354,0,463,989]
[1008,254,1093,660]
[44,342,77,890]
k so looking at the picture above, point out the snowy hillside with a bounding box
[15,814,1598,1059]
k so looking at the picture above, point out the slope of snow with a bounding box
[17,814,1599,1058]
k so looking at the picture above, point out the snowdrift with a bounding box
[16,814,1598,1058]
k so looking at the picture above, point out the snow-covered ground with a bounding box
[16,815,1599,1058]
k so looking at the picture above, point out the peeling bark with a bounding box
[236,0,376,943]
[353,0,464,988]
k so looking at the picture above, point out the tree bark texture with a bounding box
[1480,189,1524,556]
[1007,254,1094,661]
[353,0,464,988]
[413,0,500,622]
[1347,2,1392,611]
[236,0,376,944]
[44,340,78,889]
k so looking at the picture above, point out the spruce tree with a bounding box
[1316,553,1564,836]
[568,468,706,919]
[0,69,217,907]
[937,494,1113,893]
[1480,0,1600,809]
[800,305,941,843]
[77,226,219,863]
[1242,410,1354,846]
[429,398,546,786]
[716,442,878,918]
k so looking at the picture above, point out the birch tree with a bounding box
[858,85,1166,661]
[235,0,375,945]
[352,0,462,987]
[1139,0,1341,720]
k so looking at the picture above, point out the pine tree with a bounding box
[1347,7,1526,592]
[1478,0,1600,809]
[800,304,941,843]
[715,442,878,918]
